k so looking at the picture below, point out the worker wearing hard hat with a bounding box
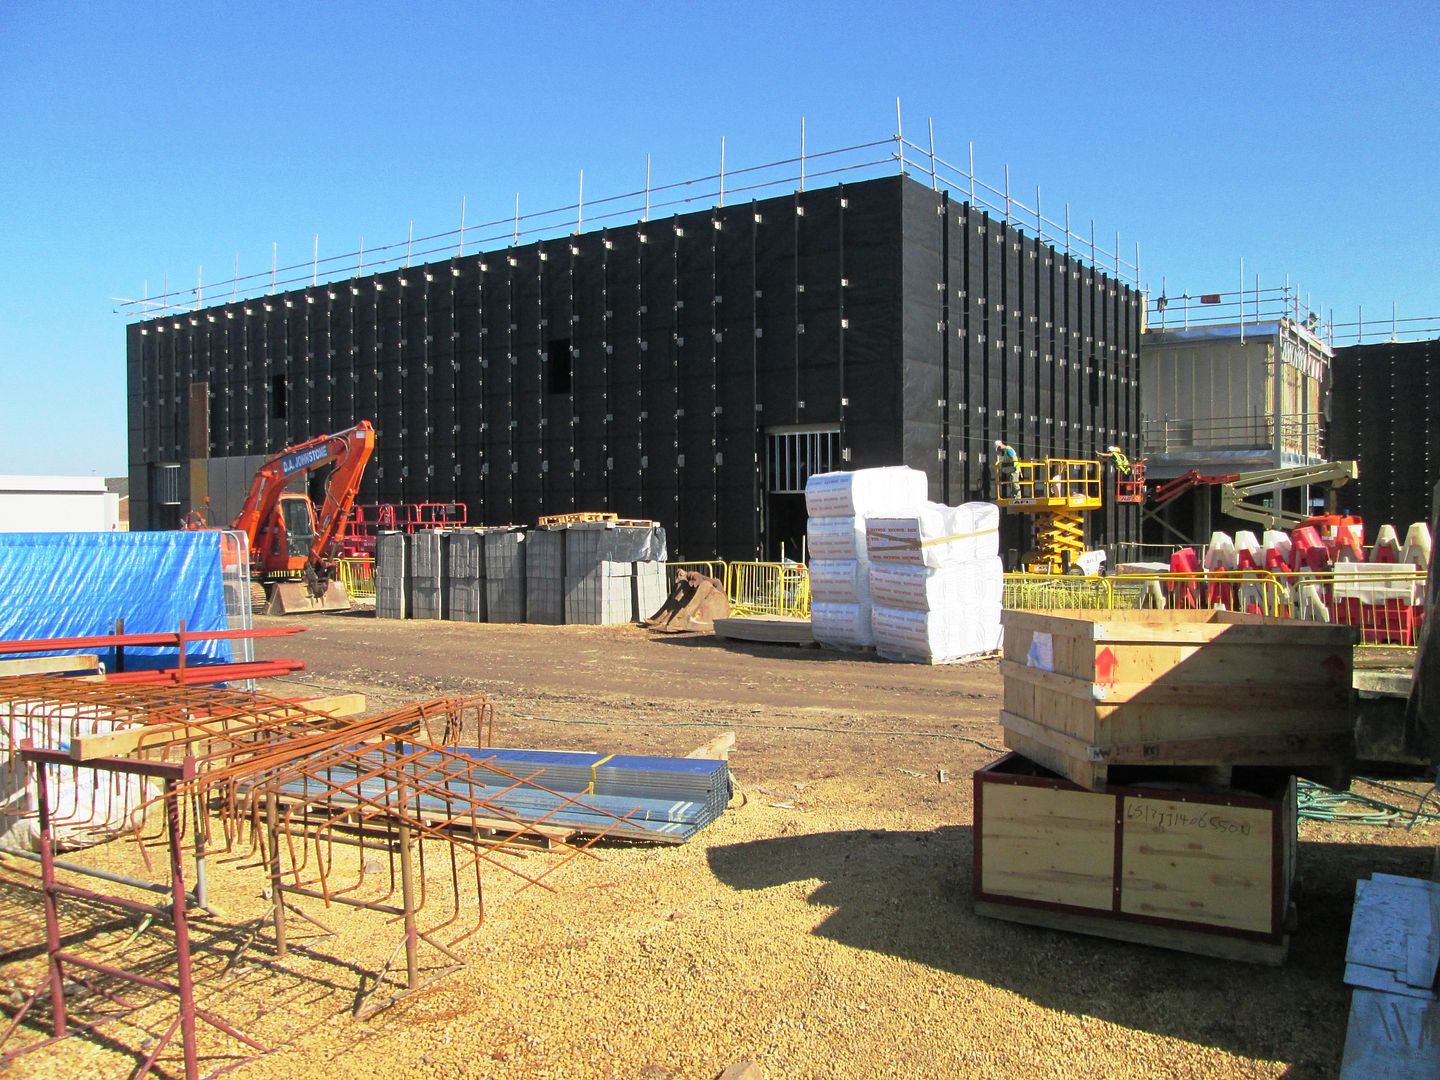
[994,440,1018,499]
[1103,445,1132,476]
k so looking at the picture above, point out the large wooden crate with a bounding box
[1000,608,1357,790]
[974,752,1297,964]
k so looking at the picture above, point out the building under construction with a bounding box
[126,164,1143,559]
[1138,293,1333,546]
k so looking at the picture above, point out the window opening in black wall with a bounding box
[271,374,288,419]
[547,338,572,394]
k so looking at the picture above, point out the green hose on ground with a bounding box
[1297,776,1440,827]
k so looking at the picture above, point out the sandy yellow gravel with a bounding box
[1,619,1434,1078]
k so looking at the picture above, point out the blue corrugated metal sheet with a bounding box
[271,744,730,844]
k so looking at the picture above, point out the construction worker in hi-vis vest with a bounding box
[995,440,1018,499]
[1104,444,1131,476]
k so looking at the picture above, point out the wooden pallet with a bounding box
[537,512,618,525]
[262,792,576,851]
[974,899,1290,965]
[714,616,813,646]
[535,513,657,529]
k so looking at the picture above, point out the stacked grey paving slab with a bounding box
[483,530,527,623]
[525,527,566,625]
[408,530,447,620]
[446,529,485,622]
[375,530,409,619]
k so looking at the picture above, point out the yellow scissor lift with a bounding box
[995,458,1103,573]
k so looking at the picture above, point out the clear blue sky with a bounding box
[2,1,1436,477]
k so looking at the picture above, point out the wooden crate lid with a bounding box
[1001,607,1358,647]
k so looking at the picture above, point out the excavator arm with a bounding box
[1219,460,1358,529]
[306,424,377,567]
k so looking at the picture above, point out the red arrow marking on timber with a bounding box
[1096,647,1118,688]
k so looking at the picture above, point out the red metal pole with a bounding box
[166,762,200,1080]
[33,756,67,1037]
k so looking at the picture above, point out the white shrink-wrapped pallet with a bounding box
[808,559,871,605]
[869,563,946,610]
[866,501,1000,568]
[810,601,875,648]
[806,515,868,561]
[804,467,930,519]
[869,557,1004,611]
[872,603,1003,664]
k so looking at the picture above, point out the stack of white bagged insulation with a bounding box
[866,501,1004,663]
[804,467,930,649]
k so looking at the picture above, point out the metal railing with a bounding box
[119,114,1144,320]
[1145,283,1440,347]
[1003,568,1426,650]
[338,557,376,600]
[725,562,811,619]
[663,560,728,583]
[1141,414,1325,458]
[999,458,1102,505]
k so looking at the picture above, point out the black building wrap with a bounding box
[128,174,1142,558]
[1331,339,1440,533]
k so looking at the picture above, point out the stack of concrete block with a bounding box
[565,528,623,625]
[564,561,633,625]
[524,528,565,625]
[634,561,668,621]
[375,530,409,620]
[483,530,527,623]
[409,530,447,620]
[563,524,669,625]
[378,522,668,626]
[446,529,485,623]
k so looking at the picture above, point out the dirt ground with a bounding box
[2,613,1438,1079]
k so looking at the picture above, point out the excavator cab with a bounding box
[279,494,317,560]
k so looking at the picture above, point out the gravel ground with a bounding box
[1,617,1436,1078]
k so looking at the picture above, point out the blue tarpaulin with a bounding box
[0,532,231,669]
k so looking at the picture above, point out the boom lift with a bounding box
[1218,460,1359,530]
[191,421,376,615]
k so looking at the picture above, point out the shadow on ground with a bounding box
[646,632,892,665]
[706,827,1432,1077]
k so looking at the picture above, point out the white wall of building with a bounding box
[0,476,121,532]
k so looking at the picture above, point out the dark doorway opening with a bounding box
[765,493,809,562]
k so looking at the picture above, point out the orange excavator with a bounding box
[186,421,376,615]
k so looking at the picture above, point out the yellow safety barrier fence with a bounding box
[338,557,377,600]
[725,561,811,618]
[663,560,728,582]
[1004,568,1426,652]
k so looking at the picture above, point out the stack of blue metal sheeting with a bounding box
[271,745,729,845]
[452,747,730,843]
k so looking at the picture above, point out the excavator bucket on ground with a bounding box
[645,571,729,633]
[265,579,352,616]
